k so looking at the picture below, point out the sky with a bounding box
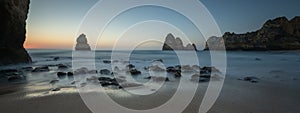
[24,0,300,49]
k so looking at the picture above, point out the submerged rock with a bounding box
[126,69,141,75]
[239,76,260,83]
[32,66,50,72]
[100,69,110,75]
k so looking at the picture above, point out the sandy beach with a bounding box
[0,74,299,113]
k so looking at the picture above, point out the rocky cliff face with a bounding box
[0,0,32,65]
[162,33,197,51]
[206,16,300,50]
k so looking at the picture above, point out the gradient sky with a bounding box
[25,0,300,49]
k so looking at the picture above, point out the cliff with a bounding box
[206,16,300,50]
[0,0,32,65]
[162,33,197,51]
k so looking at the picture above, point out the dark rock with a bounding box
[114,66,120,72]
[53,57,60,61]
[51,88,61,91]
[206,16,300,51]
[21,67,33,71]
[67,72,74,76]
[57,72,67,78]
[100,69,110,75]
[57,64,68,69]
[162,33,197,51]
[255,58,262,61]
[0,0,32,65]
[241,76,259,83]
[127,69,141,75]
[126,64,135,69]
[119,82,143,89]
[174,72,182,78]
[75,34,91,51]
[145,76,169,82]
[103,60,111,64]
[32,66,50,72]
[98,77,113,81]
[0,69,18,73]
[200,74,211,78]
[7,74,24,81]
[49,80,59,84]
[166,66,176,73]
[199,78,210,82]
[74,67,89,75]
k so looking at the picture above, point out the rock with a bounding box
[103,60,111,64]
[201,66,220,73]
[145,76,169,82]
[166,66,176,73]
[206,16,300,51]
[53,57,60,61]
[255,58,262,61]
[162,33,198,51]
[114,66,120,72]
[57,72,67,78]
[21,67,33,71]
[7,74,24,81]
[51,88,61,91]
[174,72,182,78]
[191,74,200,79]
[127,69,141,75]
[0,0,32,65]
[75,34,91,51]
[182,65,193,71]
[80,83,87,87]
[57,64,68,70]
[74,67,89,75]
[100,69,111,75]
[32,66,50,72]
[148,65,165,71]
[199,78,210,82]
[98,77,113,81]
[126,64,135,69]
[67,72,74,76]
[0,69,18,74]
[49,80,59,84]
[88,70,98,74]
[192,65,201,71]
[240,76,259,83]
[119,82,143,89]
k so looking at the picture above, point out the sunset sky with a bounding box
[25,0,300,49]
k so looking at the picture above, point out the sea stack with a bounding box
[162,33,197,51]
[75,34,91,51]
[0,0,32,65]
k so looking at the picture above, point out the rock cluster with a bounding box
[162,33,197,51]
[206,16,300,50]
[0,0,32,65]
[75,34,91,51]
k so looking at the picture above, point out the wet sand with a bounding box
[0,75,299,113]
